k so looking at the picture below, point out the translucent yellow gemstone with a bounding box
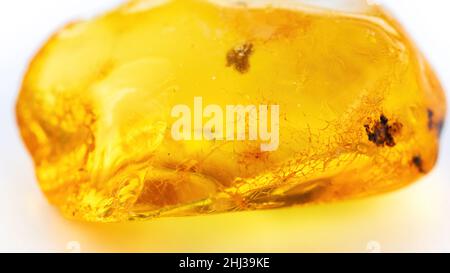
[16,0,446,222]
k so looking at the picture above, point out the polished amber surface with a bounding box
[16,0,446,222]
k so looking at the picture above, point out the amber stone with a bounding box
[16,0,446,222]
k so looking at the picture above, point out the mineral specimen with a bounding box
[16,0,446,222]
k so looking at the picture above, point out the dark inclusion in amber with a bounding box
[16,0,446,222]
[226,42,254,73]
[364,115,403,147]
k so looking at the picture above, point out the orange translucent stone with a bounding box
[16,0,446,222]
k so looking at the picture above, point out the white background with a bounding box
[0,0,449,252]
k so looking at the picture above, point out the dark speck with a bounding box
[427,109,434,130]
[226,42,254,73]
[365,114,403,147]
[380,114,388,125]
[427,108,446,136]
[412,155,425,173]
